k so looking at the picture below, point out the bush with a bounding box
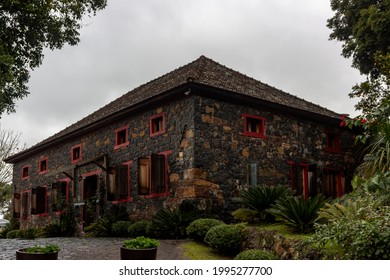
[128,220,150,237]
[123,236,160,249]
[312,205,390,259]
[147,200,201,239]
[232,185,292,222]
[85,205,129,237]
[6,229,20,239]
[268,195,328,233]
[18,228,37,239]
[186,218,224,242]
[39,207,77,237]
[112,221,132,237]
[234,249,278,260]
[204,224,243,256]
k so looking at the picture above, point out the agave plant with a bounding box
[268,195,328,233]
[232,185,292,222]
[147,200,201,239]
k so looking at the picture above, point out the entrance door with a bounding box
[82,175,98,227]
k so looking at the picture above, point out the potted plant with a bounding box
[120,236,159,260]
[16,244,60,260]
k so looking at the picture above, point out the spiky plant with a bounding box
[268,195,328,233]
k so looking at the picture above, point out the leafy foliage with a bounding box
[84,204,129,237]
[38,207,77,237]
[268,195,328,233]
[204,224,243,256]
[123,236,159,249]
[147,200,201,239]
[24,244,60,253]
[0,0,107,115]
[186,218,224,242]
[127,220,150,238]
[232,185,292,222]
[112,221,132,237]
[234,249,278,260]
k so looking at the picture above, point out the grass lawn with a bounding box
[254,223,312,240]
[181,241,233,260]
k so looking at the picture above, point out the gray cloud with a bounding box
[1,0,362,148]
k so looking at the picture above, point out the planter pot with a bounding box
[16,249,58,260]
[120,246,158,260]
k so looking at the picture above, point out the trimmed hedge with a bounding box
[204,224,243,256]
[186,218,224,242]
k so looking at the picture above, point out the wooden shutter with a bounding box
[22,192,28,218]
[138,158,150,195]
[151,154,166,194]
[36,187,46,214]
[13,193,21,218]
[116,165,129,199]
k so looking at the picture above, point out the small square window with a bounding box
[38,158,48,174]
[114,125,129,149]
[22,165,29,179]
[150,113,165,137]
[326,131,341,153]
[242,114,266,138]
[71,144,82,163]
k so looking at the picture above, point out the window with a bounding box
[22,165,29,179]
[31,186,47,215]
[71,144,82,163]
[138,153,170,197]
[150,112,165,137]
[242,114,266,138]
[108,162,133,202]
[326,131,341,153]
[114,125,129,149]
[51,181,68,212]
[13,193,21,218]
[38,158,48,174]
[247,163,257,187]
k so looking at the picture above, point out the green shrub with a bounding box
[6,229,20,239]
[204,224,243,256]
[232,185,292,222]
[147,200,201,239]
[85,205,129,237]
[18,228,37,239]
[123,236,159,249]
[234,249,278,260]
[112,221,132,237]
[128,220,150,237]
[39,207,77,237]
[186,218,224,242]
[25,244,60,253]
[312,205,390,259]
[268,195,327,233]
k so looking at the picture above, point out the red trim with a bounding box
[38,157,48,174]
[22,165,30,180]
[150,112,166,137]
[114,125,129,150]
[242,114,267,139]
[71,144,82,164]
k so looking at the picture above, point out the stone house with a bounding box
[5,55,359,228]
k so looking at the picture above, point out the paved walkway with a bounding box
[0,238,190,260]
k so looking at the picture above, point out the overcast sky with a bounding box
[1,0,363,149]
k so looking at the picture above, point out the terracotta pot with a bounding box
[16,249,58,260]
[120,246,158,260]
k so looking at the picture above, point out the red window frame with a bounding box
[38,157,48,174]
[114,125,129,150]
[22,165,30,180]
[325,130,341,153]
[71,144,82,164]
[51,179,70,213]
[150,112,166,137]
[242,114,267,139]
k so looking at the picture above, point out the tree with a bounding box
[327,0,390,114]
[0,0,107,117]
[0,126,25,218]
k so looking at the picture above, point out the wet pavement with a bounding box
[0,237,190,260]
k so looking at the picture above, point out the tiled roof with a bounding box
[6,55,342,162]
